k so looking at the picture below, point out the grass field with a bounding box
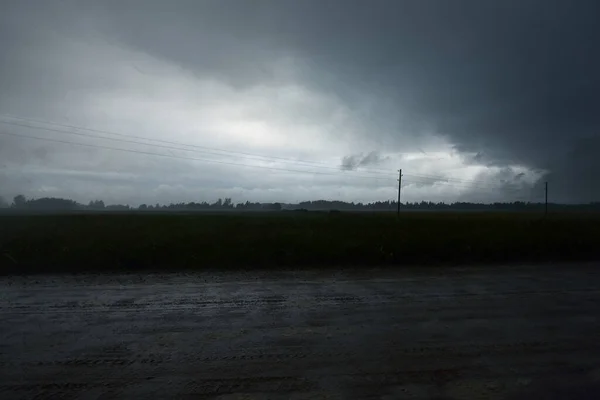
[1,211,599,273]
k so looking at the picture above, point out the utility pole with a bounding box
[545,181,548,216]
[397,169,402,217]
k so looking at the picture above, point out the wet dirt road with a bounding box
[1,264,600,399]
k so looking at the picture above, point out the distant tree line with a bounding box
[292,200,600,212]
[6,194,80,211]
[2,194,600,212]
[3,195,283,212]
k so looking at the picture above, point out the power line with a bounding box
[0,114,534,190]
[402,177,527,193]
[0,118,373,174]
[403,173,540,193]
[403,180,542,201]
[0,131,398,181]
[404,172,495,185]
[0,115,398,176]
[0,115,543,197]
[403,172,523,188]
[0,130,537,196]
[4,128,544,204]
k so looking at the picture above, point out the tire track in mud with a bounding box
[1,342,597,374]
[2,266,600,399]
[0,377,315,397]
[2,367,597,399]
[2,288,599,315]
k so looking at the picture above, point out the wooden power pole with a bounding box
[397,169,402,217]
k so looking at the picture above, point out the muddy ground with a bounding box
[1,264,600,399]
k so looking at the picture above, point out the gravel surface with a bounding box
[2,264,600,399]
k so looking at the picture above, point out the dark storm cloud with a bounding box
[340,151,388,171]
[67,0,599,202]
[2,0,599,202]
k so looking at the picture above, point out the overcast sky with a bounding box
[1,0,598,206]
